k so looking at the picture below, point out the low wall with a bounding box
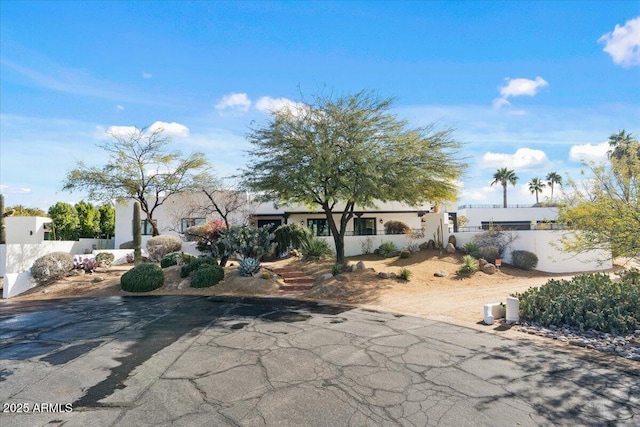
[450,230,612,273]
[319,234,429,257]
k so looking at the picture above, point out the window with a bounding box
[181,218,206,232]
[308,219,330,236]
[257,219,282,233]
[140,219,157,235]
[354,218,376,235]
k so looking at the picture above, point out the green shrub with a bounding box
[238,257,261,276]
[219,225,275,259]
[300,235,333,260]
[515,273,640,332]
[399,249,411,259]
[457,255,479,276]
[95,252,115,268]
[273,223,311,254]
[378,241,399,258]
[180,256,217,278]
[31,252,75,284]
[616,268,640,285]
[191,265,225,288]
[511,250,538,270]
[461,242,481,258]
[161,251,196,268]
[384,220,410,235]
[146,235,183,261]
[120,263,164,292]
[477,246,499,264]
[331,264,343,275]
[260,271,271,280]
[399,268,412,281]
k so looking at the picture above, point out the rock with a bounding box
[478,258,488,267]
[448,235,456,247]
[481,263,497,275]
[434,270,448,277]
[419,242,430,251]
[356,261,366,271]
[378,272,390,279]
[389,273,397,279]
[178,278,191,290]
[335,274,350,282]
[426,240,435,249]
[320,273,334,282]
[346,264,358,272]
[92,276,105,282]
[445,243,456,253]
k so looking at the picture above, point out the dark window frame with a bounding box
[353,217,376,236]
[307,218,331,236]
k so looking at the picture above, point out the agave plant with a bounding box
[238,257,261,277]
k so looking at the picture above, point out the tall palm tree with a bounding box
[491,167,519,208]
[545,172,562,203]
[528,177,546,204]
[607,130,635,160]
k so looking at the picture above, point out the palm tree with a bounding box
[528,177,546,204]
[545,172,562,203]
[607,130,635,160]
[491,167,519,208]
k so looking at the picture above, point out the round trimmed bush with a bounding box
[399,249,411,259]
[511,250,538,270]
[160,251,196,268]
[146,235,183,261]
[31,252,75,284]
[180,256,217,278]
[478,246,499,264]
[95,252,115,268]
[384,220,410,235]
[190,265,225,288]
[377,241,399,258]
[120,263,164,292]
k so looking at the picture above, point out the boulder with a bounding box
[426,239,436,249]
[389,272,397,279]
[356,261,366,271]
[320,273,334,282]
[346,263,358,272]
[478,258,488,267]
[448,235,457,247]
[481,263,497,275]
[335,274,350,282]
[434,270,449,277]
[419,242,430,251]
[378,272,390,279]
[445,243,456,253]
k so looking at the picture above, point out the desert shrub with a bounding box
[616,268,640,285]
[260,271,271,280]
[238,257,261,276]
[125,252,135,264]
[399,249,411,259]
[477,246,500,264]
[185,219,226,257]
[399,268,412,281]
[406,243,420,253]
[300,235,333,260]
[161,251,196,268]
[377,241,399,258]
[180,256,217,278]
[273,223,311,255]
[74,257,97,273]
[219,225,275,259]
[515,273,640,332]
[384,220,410,235]
[461,242,481,258]
[457,255,479,276]
[120,263,164,292]
[95,252,115,268]
[510,250,538,270]
[119,241,134,249]
[331,264,343,275]
[361,237,373,255]
[190,265,225,288]
[472,228,516,257]
[146,235,183,261]
[31,252,75,284]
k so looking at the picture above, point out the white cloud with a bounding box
[255,96,303,114]
[481,148,550,170]
[143,72,153,79]
[116,105,125,110]
[460,186,497,202]
[148,121,190,137]
[215,93,252,112]
[569,141,609,163]
[598,17,640,67]
[106,125,138,137]
[493,76,548,108]
[0,184,32,194]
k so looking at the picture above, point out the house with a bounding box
[455,205,560,231]
[3,216,53,244]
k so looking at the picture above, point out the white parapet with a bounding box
[506,297,520,324]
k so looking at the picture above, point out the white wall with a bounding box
[451,229,611,273]
[457,206,558,228]
[319,234,430,257]
[5,216,52,244]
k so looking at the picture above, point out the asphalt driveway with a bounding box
[0,296,638,426]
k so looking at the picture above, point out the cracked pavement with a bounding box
[0,296,638,426]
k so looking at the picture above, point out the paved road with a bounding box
[0,296,638,426]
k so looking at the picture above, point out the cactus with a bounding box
[238,257,261,276]
[0,194,5,244]
[133,201,142,264]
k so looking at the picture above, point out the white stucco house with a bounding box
[3,216,53,244]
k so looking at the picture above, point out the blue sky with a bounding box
[1,1,638,210]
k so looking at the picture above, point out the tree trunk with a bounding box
[503,184,508,208]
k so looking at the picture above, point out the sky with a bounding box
[1,1,639,211]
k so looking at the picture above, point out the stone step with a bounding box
[278,271,309,278]
[283,276,314,284]
[271,268,300,274]
[279,283,313,291]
